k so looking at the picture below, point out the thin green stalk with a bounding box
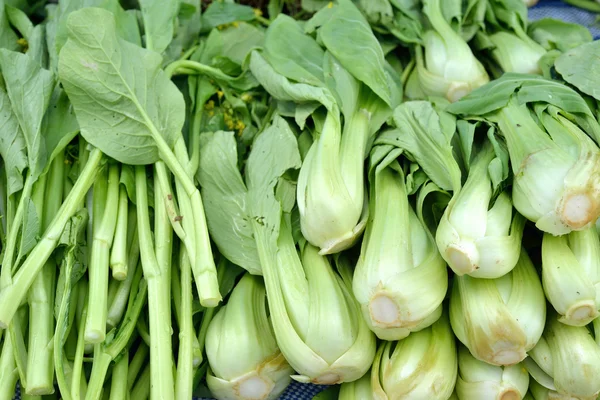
[9,306,28,392]
[130,363,151,400]
[175,248,195,399]
[85,266,147,400]
[126,342,148,392]
[27,152,65,394]
[0,333,19,400]
[0,174,34,289]
[72,282,89,400]
[154,162,186,240]
[109,351,129,400]
[21,393,42,400]
[0,149,104,329]
[135,166,174,400]
[110,185,129,280]
[173,139,220,307]
[86,163,120,343]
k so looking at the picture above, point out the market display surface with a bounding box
[3,0,600,399]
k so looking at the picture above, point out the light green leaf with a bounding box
[318,0,391,106]
[301,0,331,12]
[164,0,202,64]
[323,51,359,121]
[555,40,600,102]
[41,87,80,175]
[17,197,39,260]
[0,0,18,50]
[0,82,27,195]
[198,130,260,275]
[201,2,255,32]
[139,0,178,53]
[248,50,336,113]
[528,18,592,52]
[245,116,302,192]
[219,22,264,66]
[27,25,47,67]
[0,49,54,180]
[376,101,462,192]
[58,7,185,165]
[446,73,594,118]
[5,4,32,39]
[264,14,325,87]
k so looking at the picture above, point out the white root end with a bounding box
[369,294,400,326]
[236,376,272,400]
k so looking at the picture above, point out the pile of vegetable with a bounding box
[1,0,600,399]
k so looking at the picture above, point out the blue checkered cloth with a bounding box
[10,1,599,400]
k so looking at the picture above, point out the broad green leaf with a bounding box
[0,83,27,195]
[27,25,47,67]
[58,7,185,165]
[555,40,600,102]
[446,73,594,118]
[301,0,330,12]
[0,49,54,180]
[201,2,255,32]
[245,116,302,192]
[376,101,462,192]
[0,0,18,50]
[198,130,260,275]
[50,0,141,71]
[359,0,393,23]
[41,87,80,175]
[219,22,264,66]
[17,197,39,261]
[198,116,301,276]
[248,51,337,113]
[5,4,32,39]
[323,51,359,120]
[139,0,178,53]
[528,18,592,52]
[318,0,391,106]
[264,14,325,87]
[164,0,201,64]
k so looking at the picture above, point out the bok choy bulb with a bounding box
[447,77,600,236]
[339,371,372,400]
[418,0,489,102]
[541,227,600,326]
[435,142,525,278]
[524,313,600,399]
[456,344,529,400]
[488,32,546,74]
[450,249,546,366]
[353,146,448,340]
[528,379,573,400]
[371,313,458,400]
[206,274,293,400]
[266,234,376,385]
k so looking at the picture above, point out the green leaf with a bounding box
[198,130,260,274]
[164,0,202,64]
[201,2,255,32]
[5,4,32,39]
[41,87,80,175]
[318,0,391,106]
[301,0,331,12]
[528,18,592,52]
[139,0,178,53]
[0,49,54,180]
[0,0,18,51]
[218,22,264,66]
[446,73,594,118]
[376,101,462,192]
[17,196,39,260]
[248,50,337,113]
[555,40,600,102]
[198,116,301,276]
[0,82,27,195]
[264,14,325,87]
[58,7,185,165]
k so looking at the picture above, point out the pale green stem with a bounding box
[71,282,89,400]
[109,351,129,400]
[110,185,129,280]
[175,247,195,399]
[135,166,174,400]
[0,333,19,400]
[86,163,120,343]
[127,343,149,392]
[130,363,151,400]
[0,149,103,329]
